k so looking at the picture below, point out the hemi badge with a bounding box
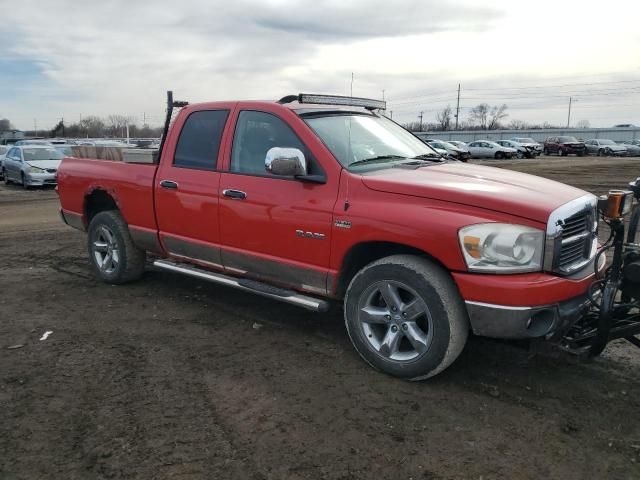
[296,230,326,240]
[335,220,352,229]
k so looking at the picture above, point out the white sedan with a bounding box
[467,140,517,159]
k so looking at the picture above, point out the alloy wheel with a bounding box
[357,280,433,361]
[92,225,120,274]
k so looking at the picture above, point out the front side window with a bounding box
[304,113,439,170]
[231,111,306,175]
[174,110,229,170]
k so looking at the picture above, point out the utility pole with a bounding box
[350,72,354,97]
[566,96,572,128]
[33,119,37,137]
[418,112,424,131]
[390,110,393,119]
[455,83,461,130]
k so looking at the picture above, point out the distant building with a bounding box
[0,129,25,144]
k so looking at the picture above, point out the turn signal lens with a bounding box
[599,190,633,219]
[463,236,481,258]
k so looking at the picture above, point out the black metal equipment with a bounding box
[156,91,189,164]
[561,180,640,356]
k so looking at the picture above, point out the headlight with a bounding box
[459,223,544,273]
[29,166,45,173]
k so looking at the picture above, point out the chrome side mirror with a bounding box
[265,147,307,177]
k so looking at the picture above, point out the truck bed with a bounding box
[57,157,158,233]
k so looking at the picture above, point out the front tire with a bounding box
[495,151,505,159]
[87,210,146,284]
[344,255,469,380]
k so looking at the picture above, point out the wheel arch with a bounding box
[334,241,450,299]
[84,188,120,226]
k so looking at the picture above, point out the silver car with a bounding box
[584,139,627,156]
[509,137,543,155]
[619,142,640,156]
[2,145,64,188]
[467,140,517,159]
[0,145,8,180]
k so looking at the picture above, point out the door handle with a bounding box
[222,189,247,200]
[160,180,178,189]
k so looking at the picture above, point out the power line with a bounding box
[464,78,640,92]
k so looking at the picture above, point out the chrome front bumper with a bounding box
[465,295,591,340]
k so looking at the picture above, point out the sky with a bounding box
[0,0,639,131]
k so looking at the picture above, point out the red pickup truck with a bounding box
[57,93,603,380]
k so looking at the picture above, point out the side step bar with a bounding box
[153,259,329,312]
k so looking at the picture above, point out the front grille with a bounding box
[556,209,593,273]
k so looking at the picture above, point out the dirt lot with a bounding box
[2,156,640,479]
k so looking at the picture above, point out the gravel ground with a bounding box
[1,155,640,479]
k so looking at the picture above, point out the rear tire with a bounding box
[344,255,469,380]
[3,170,10,184]
[87,210,146,284]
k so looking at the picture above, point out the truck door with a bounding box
[218,107,339,295]
[154,106,234,268]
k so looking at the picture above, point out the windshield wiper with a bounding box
[412,153,445,162]
[349,155,408,167]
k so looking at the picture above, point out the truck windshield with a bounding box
[303,113,440,169]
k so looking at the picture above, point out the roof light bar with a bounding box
[298,93,386,110]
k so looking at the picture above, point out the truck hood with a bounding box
[360,162,588,223]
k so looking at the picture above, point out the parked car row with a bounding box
[418,135,640,160]
[418,136,543,160]
[542,136,640,157]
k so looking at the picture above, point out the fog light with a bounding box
[526,310,555,337]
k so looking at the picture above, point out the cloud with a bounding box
[0,0,638,129]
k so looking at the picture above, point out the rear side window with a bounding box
[174,110,229,170]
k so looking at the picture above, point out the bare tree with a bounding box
[488,104,508,130]
[435,105,453,131]
[575,119,591,129]
[507,119,529,130]
[106,114,134,137]
[469,103,490,129]
[75,116,106,137]
[468,103,509,130]
[403,121,436,132]
[0,118,12,131]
